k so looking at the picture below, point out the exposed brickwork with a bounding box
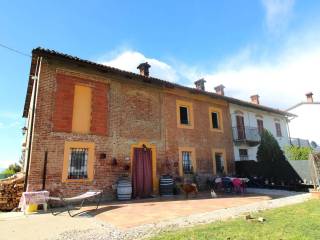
[25,57,235,197]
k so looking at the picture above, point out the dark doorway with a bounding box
[132,147,153,198]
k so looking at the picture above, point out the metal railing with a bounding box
[232,126,261,143]
[290,138,310,147]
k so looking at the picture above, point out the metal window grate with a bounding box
[68,148,88,179]
[182,151,192,174]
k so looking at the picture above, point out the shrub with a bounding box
[284,145,313,160]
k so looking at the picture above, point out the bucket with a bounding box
[26,204,38,213]
[159,175,174,196]
[117,179,132,200]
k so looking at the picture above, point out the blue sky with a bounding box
[1,0,320,168]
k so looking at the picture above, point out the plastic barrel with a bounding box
[159,175,174,196]
[117,179,132,200]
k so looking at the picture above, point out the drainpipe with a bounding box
[24,56,42,191]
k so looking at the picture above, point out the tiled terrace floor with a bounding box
[86,192,275,228]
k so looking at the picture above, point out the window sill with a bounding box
[210,128,224,133]
[62,178,93,183]
[177,123,194,129]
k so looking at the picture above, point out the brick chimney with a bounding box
[137,62,151,77]
[250,94,260,104]
[214,84,225,96]
[194,78,206,91]
[306,92,313,103]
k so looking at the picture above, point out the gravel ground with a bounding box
[50,190,311,240]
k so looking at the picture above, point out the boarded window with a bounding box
[182,151,192,174]
[257,119,264,134]
[275,122,282,137]
[179,106,189,125]
[68,148,88,179]
[211,112,219,129]
[72,85,92,133]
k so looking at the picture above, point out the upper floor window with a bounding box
[176,100,194,129]
[209,107,223,132]
[179,106,189,125]
[257,119,264,135]
[275,122,282,137]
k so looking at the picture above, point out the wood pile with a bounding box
[0,173,24,211]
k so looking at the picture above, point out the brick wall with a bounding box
[25,57,234,197]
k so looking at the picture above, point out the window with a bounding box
[68,148,88,179]
[209,107,223,132]
[72,85,92,133]
[176,100,194,129]
[178,147,196,175]
[212,112,219,128]
[215,153,224,174]
[239,149,248,161]
[62,141,95,182]
[236,115,246,139]
[212,148,227,175]
[257,119,264,135]
[179,106,189,124]
[275,122,282,137]
[182,151,193,174]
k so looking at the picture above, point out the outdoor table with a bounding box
[19,190,49,212]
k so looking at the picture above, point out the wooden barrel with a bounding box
[117,179,132,200]
[159,175,174,196]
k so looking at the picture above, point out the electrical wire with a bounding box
[0,42,31,57]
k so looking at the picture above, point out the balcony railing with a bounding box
[232,126,261,146]
[290,138,310,147]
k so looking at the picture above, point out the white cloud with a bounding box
[100,50,179,82]
[262,0,295,33]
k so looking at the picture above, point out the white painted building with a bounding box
[287,93,320,147]
[227,95,292,161]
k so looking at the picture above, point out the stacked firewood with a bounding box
[0,173,24,211]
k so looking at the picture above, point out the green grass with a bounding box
[150,200,320,240]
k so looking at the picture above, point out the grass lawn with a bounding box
[150,199,320,240]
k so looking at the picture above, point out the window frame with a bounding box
[275,122,282,137]
[208,107,223,132]
[176,100,194,129]
[178,147,196,175]
[239,148,249,161]
[212,148,227,175]
[62,141,95,182]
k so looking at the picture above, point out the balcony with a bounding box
[232,126,261,146]
[290,138,310,147]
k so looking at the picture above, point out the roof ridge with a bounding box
[28,47,294,117]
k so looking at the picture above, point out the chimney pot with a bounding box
[194,78,206,91]
[137,62,151,77]
[214,84,225,96]
[250,94,260,105]
[306,92,313,103]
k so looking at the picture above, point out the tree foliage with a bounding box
[0,163,21,175]
[256,129,286,179]
[284,145,313,160]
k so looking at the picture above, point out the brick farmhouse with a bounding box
[22,48,292,197]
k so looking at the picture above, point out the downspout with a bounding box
[24,56,42,191]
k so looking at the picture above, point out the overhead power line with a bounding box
[0,42,31,57]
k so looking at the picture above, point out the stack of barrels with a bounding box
[159,175,174,196]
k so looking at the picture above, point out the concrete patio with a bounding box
[0,190,311,240]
